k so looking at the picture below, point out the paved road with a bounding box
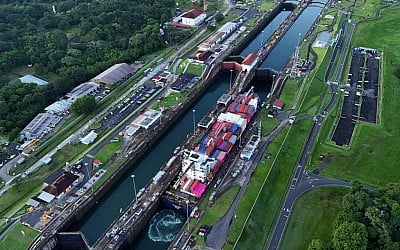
[266,13,354,250]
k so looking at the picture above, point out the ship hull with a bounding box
[161,197,193,216]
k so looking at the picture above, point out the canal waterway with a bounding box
[261,3,326,70]
[72,2,326,248]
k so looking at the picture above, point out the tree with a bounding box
[215,13,224,23]
[71,96,96,115]
[308,239,328,250]
[333,221,367,250]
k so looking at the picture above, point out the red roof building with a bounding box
[93,159,102,166]
[181,9,206,27]
[241,53,258,72]
[43,172,78,198]
[273,99,285,110]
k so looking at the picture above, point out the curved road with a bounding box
[267,13,355,250]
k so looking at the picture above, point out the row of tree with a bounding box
[0,0,180,140]
[309,182,400,249]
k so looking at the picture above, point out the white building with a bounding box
[181,9,206,27]
[19,74,49,86]
[81,130,98,145]
[241,53,258,72]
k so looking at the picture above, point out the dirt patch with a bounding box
[312,153,335,174]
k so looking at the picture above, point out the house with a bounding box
[181,9,206,27]
[272,99,285,110]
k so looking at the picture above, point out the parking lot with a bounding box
[101,82,160,128]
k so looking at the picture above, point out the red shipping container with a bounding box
[191,179,199,192]
[205,145,214,155]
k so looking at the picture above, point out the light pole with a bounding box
[272,74,276,84]
[131,174,138,203]
[230,69,233,90]
[297,32,302,49]
[261,30,265,48]
[186,200,189,231]
[158,99,162,124]
[192,109,196,135]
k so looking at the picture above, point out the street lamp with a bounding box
[131,174,138,203]
[297,32,302,49]
[186,200,190,231]
[261,30,265,48]
[192,109,196,135]
[158,99,162,124]
[272,74,276,84]
[230,69,233,90]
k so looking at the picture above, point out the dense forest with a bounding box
[309,182,400,250]
[0,0,182,139]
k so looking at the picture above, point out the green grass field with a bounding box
[280,187,348,249]
[279,78,302,110]
[185,63,206,77]
[258,1,276,12]
[352,0,387,20]
[0,223,39,250]
[309,6,400,187]
[94,138,123,168]
[226,119,313,249]
[0,179,42,218]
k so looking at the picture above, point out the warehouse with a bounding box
[20,113,59,141]
[66,82,99,100]
[92,63,135,86]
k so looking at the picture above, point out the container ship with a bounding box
[162,88,259,214]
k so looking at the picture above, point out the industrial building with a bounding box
[20,113,59,140]
[198,22,238,51]
[92,63,135,86]
[66,82,99,100]
[131,110,161,129]
[45,99,73,115]
[38,171,79,202]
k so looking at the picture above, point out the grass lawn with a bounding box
[308,5,400,187]
[0,223,39,250]
[0,179,42,218]
[185,63,206,77]
[296,47,332,115]
[159,91,189,108]
[94,138,123,168]
[352,0,388,20]
[226,119,313,249]
[258,1,276,12]
[176,59,189,75]
[279,78,302,110]
[194,186,240,246]
[280,187,348,250]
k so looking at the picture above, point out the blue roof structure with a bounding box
[19,74,49,85]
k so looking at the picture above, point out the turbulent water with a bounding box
[148,210,185,242]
